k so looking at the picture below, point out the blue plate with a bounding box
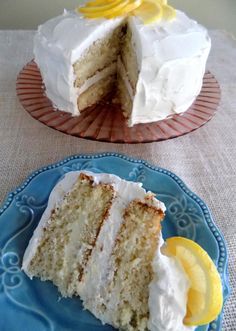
[0,153,230,331]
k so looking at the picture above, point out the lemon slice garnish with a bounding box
[77,0,176,23]
[133,1,163,24]
[80,1,129,18]
[162,4,176,20]
[162,237,223,326]
[79,0,126,13]
[79,0,142,19]
[106,0,143,18]
[85,0,114,7]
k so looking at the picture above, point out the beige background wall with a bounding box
[0,0,236,34]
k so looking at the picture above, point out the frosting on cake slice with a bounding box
[22,171,195,331]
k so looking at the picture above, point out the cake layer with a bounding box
[78,74,116,111]
[105,200,163,331]
[78,62,117,96]
[23,173,114,297]
[117,56,134,118]
[120,25,139,91]
[77,62,117,111]
[73,24,125,89]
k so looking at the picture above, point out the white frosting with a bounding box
[22,171,194,331]
[128,11,211,126]
[34,9,210,125]
[148,236,195,331]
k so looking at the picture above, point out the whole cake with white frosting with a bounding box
[22,170,223,331]
[34,0,211,126]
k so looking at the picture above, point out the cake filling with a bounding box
[77,62,117,96]
[78,73,117,111]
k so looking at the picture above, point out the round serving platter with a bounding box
[16,61,221,143]
[0,153,230,331]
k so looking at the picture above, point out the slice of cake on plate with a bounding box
[22,171,223,331]
[34,0,211,126]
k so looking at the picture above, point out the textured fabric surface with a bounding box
[0,30,235,330]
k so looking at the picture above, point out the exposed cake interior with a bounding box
[106,199,163,331]
[73,20,138,115]
[23,171,165,331]
[26,173,114,297]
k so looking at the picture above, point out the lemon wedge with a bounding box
[133,1,163,24]
[162,237,223,326]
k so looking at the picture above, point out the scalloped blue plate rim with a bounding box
[0,152,231,330]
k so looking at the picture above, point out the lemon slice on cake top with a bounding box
[78,0,176,24]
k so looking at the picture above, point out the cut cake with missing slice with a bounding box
[34,9,211,126]
[22,171,192,331]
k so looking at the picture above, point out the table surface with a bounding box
[0,29,235,330]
